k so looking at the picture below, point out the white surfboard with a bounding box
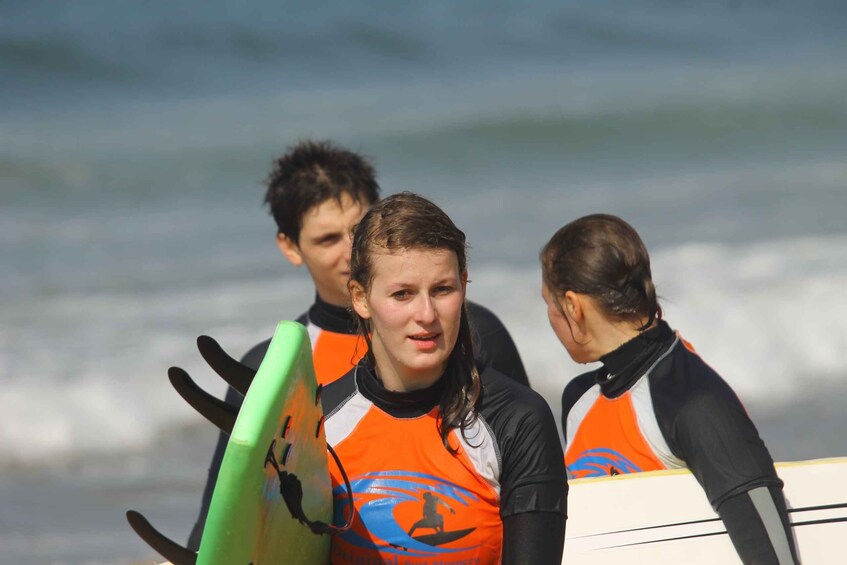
[563,457,847,564]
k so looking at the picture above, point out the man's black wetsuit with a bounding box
[187,296,529,550]
[562,320,799,564]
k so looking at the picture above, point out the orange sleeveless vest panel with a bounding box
[565,392,667,478]
[311,330,365,386]
[328,406,502,564]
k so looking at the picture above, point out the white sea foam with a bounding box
[0,275,314,466]
[650,236,847,402]
[1,234,845,466]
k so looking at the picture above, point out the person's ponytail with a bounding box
[541,214,661,328]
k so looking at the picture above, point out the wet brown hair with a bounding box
[540,213,661,330]
[349,192,481,453]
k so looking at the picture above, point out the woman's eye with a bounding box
[392,290,411,300]
[434,286,454,295]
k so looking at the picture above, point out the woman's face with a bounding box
[351,247,467,392]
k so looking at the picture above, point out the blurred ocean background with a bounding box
[2,1,846,563]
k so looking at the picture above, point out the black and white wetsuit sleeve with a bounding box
[466,301,530,387]
[718,485,797,565]
[481,368,567,564]
[654,350,799,564]
[675,390,798,565]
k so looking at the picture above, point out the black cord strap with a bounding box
[265,441,355,536]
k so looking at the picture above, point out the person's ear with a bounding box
[460,270,469,296]
[563,290,584,323]
[276,233,304,267]
[349,280,370,320]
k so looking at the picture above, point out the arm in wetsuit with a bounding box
[718,485,797,564]
[484,369,567,564]
[655,350,799,565]
[503,511,566,564]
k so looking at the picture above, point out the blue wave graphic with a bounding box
[568,448,643,477]
[332,470,480,556]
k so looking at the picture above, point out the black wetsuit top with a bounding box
[321,362,567,564]
[562,320,799,565]
[187,296,529,550]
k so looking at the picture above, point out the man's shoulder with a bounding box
[239,311,310,371]
[479,367,548,418]
[465,300,530,386]
[466,300,506,334]
[239,338,272,371]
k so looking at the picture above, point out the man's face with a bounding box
[277,193,369,306]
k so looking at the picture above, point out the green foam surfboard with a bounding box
[197,321,332,565]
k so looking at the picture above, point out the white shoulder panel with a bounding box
[304,319,321,353]
[630,338,686,470]
[324,390,372,447]
[565,384,602,452]
[453,417,501,497]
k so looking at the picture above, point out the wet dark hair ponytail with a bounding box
[349,192,482,453]
[540,214,661,330]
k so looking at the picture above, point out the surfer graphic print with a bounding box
[407,491,455,537]
[325,390,502,563]
[322,364,566,564]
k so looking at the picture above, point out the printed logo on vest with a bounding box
[567,448,642,478]
[331,470,481,558]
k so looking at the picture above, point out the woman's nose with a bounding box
[413,295,437,324]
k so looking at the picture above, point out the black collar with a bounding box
[356,363,444,418]
[597,320,675,398]
[308,294,358,334]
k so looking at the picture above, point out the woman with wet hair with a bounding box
[320,192,567,564]
[541,213,798,565]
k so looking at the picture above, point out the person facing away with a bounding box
[187,140,529,550]
[320,192,567,564]
[540,213,799,565]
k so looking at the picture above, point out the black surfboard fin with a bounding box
[197,335,256,396]
[126,510,197,565]
[168,366,238,435]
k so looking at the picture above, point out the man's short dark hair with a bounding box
[264,140,381,243]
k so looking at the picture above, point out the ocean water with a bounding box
[2,1,847,563]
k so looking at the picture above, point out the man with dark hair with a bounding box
[265,140,380,244]
[187,140,529,549]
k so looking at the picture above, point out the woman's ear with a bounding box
[276,233,304,267]
[349,280,370,320]
[460,270,469,296]
[563,290,584,323]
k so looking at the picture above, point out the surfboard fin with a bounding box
[126,510,197,565]
[197,335,256,396]
[168,366,238,435]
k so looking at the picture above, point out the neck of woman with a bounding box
[371,357,446,393]
[586,316,652,361]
